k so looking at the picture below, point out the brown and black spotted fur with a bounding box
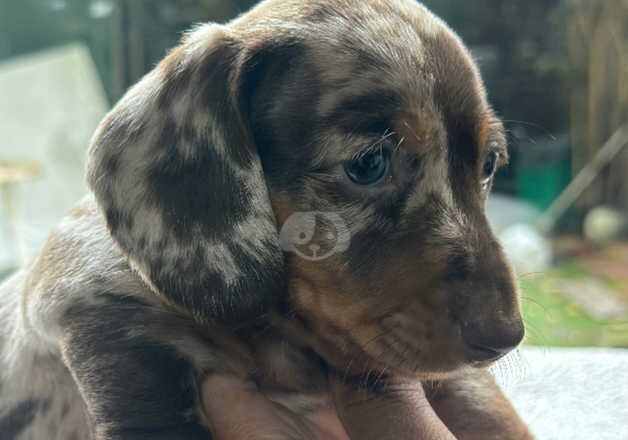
[0,0,531,438]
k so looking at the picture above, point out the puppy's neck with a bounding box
[203,306,329,397]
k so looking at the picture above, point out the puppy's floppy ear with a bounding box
[87,24,284,322]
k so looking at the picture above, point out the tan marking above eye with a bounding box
[393,113,445,155]
[476,116,492,150]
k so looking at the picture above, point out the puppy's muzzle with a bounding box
[462,318,525,362]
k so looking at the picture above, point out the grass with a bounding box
[520,264,628,348]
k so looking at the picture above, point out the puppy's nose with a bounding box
[462,320,524,363]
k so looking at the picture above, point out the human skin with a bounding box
[202,374,456,440]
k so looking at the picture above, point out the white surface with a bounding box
[0,43,108,270]
[494,347,628,440]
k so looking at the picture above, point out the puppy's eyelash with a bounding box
[394,136,406,152]
[352,130,397,161]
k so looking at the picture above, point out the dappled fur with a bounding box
[1,1,531,438]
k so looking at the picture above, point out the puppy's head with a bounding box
[87,0,523,378]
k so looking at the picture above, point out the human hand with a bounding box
[202,375,350,440]
[202,373,455,440]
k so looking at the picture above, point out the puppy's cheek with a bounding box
[288,262,370,335]
[287,264,467,376]
[277,200,467,374]
[354,302,466,376]
[284,263,376,357]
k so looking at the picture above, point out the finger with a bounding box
[201,375,317,440]
[330,375,456,440]
[304,405,351,440]
[202,375,277,439]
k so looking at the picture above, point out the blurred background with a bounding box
[0,0,626,349]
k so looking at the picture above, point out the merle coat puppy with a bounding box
[0,0,532,438]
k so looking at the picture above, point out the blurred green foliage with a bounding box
[522,271,628,348]
[0,0,256,102]
[1,0,571,128]
[0,0,577,211]
[0,0,576,213]
[422,0,570,133]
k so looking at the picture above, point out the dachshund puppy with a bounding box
[0,0,532,438]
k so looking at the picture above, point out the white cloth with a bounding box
[493,347,628,440]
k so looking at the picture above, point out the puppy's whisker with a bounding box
[520,295,547,312]
[501,119,557,140]
[522,324,549,346]
[342,329,390,383]
[372,364,389,389]
[516,271,546,280]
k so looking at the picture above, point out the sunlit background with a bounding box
[1,0,626,347]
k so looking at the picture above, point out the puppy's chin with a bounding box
[283,318,469,382]
[320,340,470,384]
[280,288,472,382]
[348,334,469,381]
[309,313,513,382]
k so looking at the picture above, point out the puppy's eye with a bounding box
[481,151,499,187]
[344,149,391,186]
